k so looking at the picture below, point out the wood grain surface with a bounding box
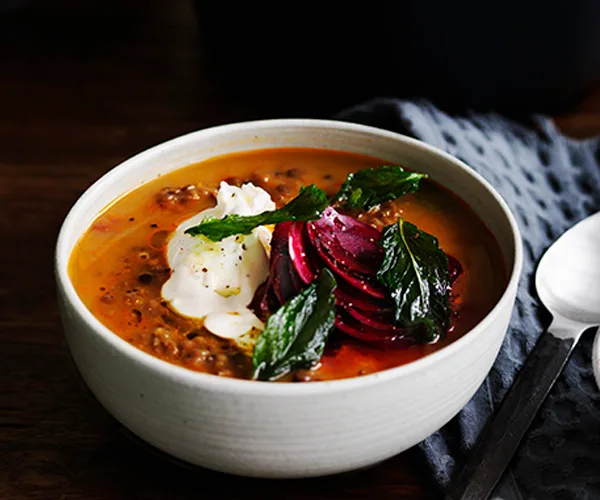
[1,2,597,499]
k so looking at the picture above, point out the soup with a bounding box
[69,148,506,382]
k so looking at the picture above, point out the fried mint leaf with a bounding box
[185,185,329,241]
[333,165,427,211]
[252,268,337,381]
[377,218,451,342]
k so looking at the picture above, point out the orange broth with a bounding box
[69,148,506,381]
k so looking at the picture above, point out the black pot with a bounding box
[194,0,600,116]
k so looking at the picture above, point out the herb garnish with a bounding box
[333,165,427,211]
[252,268,337,381]
[185,166,426,242]
[184,185,329,241]
[376,218,451,342]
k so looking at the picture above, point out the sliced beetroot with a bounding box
[307,225,387,299]
[314,207,381,246]
[270,220,291,258]
[287,257,303,293]
[318,206,382,241]
[288,221,318,284]
[269,221,302,305]
[344,306,400,332]
[447,254,463,283]
[259,212,459,348]
[251,279,279,319]
[272,253,301,304]
[335,310,409,345]
[268,252,294,306]
[335,280,393,312]
[308,207,383,275]
[262,285,280,315]
[257,266,278,315]
[249,280,267,313]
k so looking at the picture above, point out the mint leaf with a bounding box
[333,165,427,211]
[184,185,329,241]
[377,218,451,342]
[252,268,337,381]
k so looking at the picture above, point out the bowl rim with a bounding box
[55,118,523,396]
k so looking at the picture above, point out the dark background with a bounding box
[1,1,600,499]
[196,0,600,117]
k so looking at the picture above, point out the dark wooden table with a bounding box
[1,2,598,499]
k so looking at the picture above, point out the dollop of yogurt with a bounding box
[161,181,275,341]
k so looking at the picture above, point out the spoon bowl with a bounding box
[593,330,600,392]
[536,211,600,326]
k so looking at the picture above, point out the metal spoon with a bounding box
[446,211,600,500]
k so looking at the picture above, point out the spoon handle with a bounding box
[445,330,580,500]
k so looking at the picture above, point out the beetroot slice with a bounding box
[271,252,296,305]
[308,207,383,275]
[307,224,387,299]
[288,221,318,284]
[269,222,301,305]
[257,267,278,314]
[269,220,291,257]
[317,206,382,241]
[262,285,280,315]
[335,280,393,312]
[252,279,279,318]
[447,254,463,283]
[335,310,411,345]
[282,252,303,298]
[249,279,267,318]
[311,206,381,247]
[344,306,401,332]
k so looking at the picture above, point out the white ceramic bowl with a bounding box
[55,119,523,478]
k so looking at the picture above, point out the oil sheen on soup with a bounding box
[69,148,506,382]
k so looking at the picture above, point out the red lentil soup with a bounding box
[69,148,506,381]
